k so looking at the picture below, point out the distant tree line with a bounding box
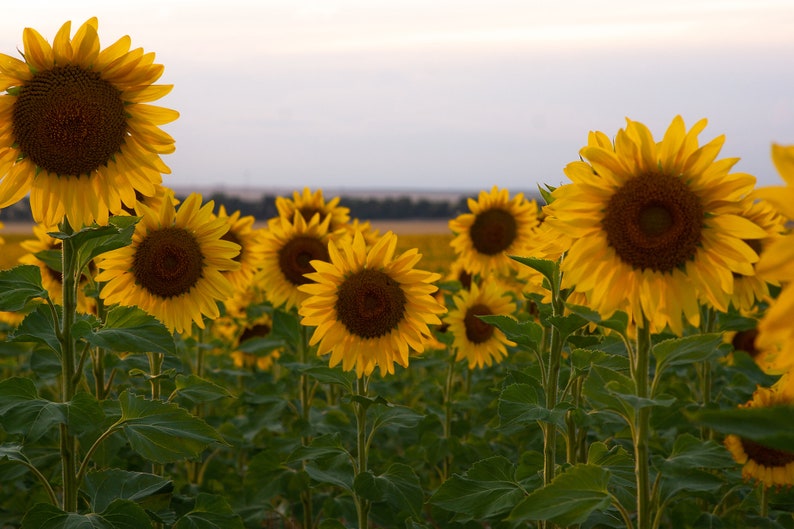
[0,190,542,224]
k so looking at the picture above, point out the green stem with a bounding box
[148,352,165,480]
[59,219,79,512]
[760,484,768,518]
[297,324,314,529]
[543,262,565,486]
[442,352,456,480]
[633,320,652,529]
[355,376,371,529]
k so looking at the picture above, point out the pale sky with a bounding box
[3,0,794,194]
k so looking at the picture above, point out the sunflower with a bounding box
[724,383,794,489]
[298,231,446,377]
[752,143,794,373]
[446,280,516,369]
[276,187,350,237]
[95,192,240,334]
[449,186,540,277]
[260,212,334,310]
[0,18,178,228]
[542,116,766,335]
[19,223,96,312]
[729,195,786,313]
[215,204,266,295]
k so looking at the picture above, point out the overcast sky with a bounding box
[3,0,794,194]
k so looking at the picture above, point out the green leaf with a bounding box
[84,469,173,513]
[509,464,611,525]
[583,365,634,425]
[236,336,284,354]
[0,265,48,311]
[67,391,106,437]
[369,403,424,432]
[546,313,589,340]
[0,377,66,442]
[75,306,175,355]
[0,442,28,464]
[10,304,61,354]
[50,217,138,277]
[498,382,553,434]
[567,304,629,336]
[303,365,356,394]
[272,308,301,348]
[117,391,226,464]
[691,405,794,452]
[478,314,543,350]
[174,374,234,404]
[662,433,736,471]
[652,333,723,377]
[354,463,423,520]
[510,255,557,286]
[20,500,152,529]
[587,442,635,488]
[429,456,525,520]
[288,434,354,491]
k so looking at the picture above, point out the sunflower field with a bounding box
[2,16,794,529]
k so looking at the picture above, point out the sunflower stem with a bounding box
[442,352,457,481]
[543,260,565,488]
[633,320,652,529]
[297,324,314,529]
[354,376,371,529]
[760,484,769,517]
[59,218,79,512]
[148,352,165,480]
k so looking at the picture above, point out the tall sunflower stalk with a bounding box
[632,319,653,529]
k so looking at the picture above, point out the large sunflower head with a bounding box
[298,231,447,378]
[0,18,178,228]
[446,280,517,369]
[95,192,240,334]
[543,116,766,334]
[215,204,266,296]
[724,383,794,489]
[260,211,334,311]
[276,187,350,238]
[449,186,540,278]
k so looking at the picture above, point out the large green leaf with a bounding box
[84,469,173,513]
[10,304,61,354]
[691,405,794,452]
[173,493,244,529]
[582,365,635,425]
[429,456,525,521]
[74,306,175,355]
[652,333,723,377]
[567,304,629,336]
[369,402,424,433]
[354,463,423,521]
[0,377,65,442]
[0,265,48,311]
[509,464,611,525]
[20,500,151,529]
[271,308,301,349]
[477,314,543,350]
[303,365,356,394]
[117,391,225,464]
[498,382,568,434]
[510,256,557,286]
[289,434,354,491]
[50,216,138,277]
[174,374,234,404]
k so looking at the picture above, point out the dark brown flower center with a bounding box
[602,173,703,272]
[12,64,127,176]
[464,303,495,343]
[133,227,204,298]
[470,208,518,255]
[335,268,407,339]
[240,323,272,341]
[732,328,760,358]
[278,236,329,286]
[741,437,794,468]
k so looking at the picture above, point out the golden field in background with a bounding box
[0,220,456,273]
